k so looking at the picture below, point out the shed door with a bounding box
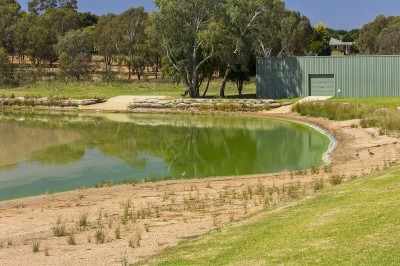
[309,74,335,96]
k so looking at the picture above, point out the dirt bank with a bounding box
[0,110,399,266]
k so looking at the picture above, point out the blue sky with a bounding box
[17,0,400,30]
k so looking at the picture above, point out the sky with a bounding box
[17,0,400,30]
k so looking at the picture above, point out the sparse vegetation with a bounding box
[154,166,400,265]
[293,100,400,134]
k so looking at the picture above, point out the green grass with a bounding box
[152,166,400,265]
[275,97,305,104]
[328,97,400,109]
[0,80,256,100]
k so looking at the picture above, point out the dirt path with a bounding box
[0,111,399,266]
[78,96,167,111]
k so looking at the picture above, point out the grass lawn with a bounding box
[152,166,400,265]
[328,97,400,109]
[0,80,257,100]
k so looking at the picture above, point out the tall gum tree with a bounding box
[150,0,221,98]
[218,0,285,98]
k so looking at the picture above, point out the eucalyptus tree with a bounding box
[93,14,117,70]
[113,7,149,80]
[13,13,34,63]
[28,0,77,14]
[55,29,93,80]
[279,11,312,56]
[378,23,400,55]
[150,0,222,98]
[359,15,400,54]
[217,0,285,97]
[0,0,21,54]
[0,49,14,86]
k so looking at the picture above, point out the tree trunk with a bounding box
[128,68,131,80]
[220,67,231,98]
[136,69,141,80]
[188,85,199,98]
[202,76,212,98]
[237,79,244,96]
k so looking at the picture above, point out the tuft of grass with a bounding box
[44,247,50,256]
[313,178,325,192]
[330,175,344,186]
[52,223,66,237]
[144,224,150,232]
[95,229,106,244]
[32,240,40,253]
[115,226,121,239]
[78,213,88,227]
[67,234,76,245]
[121,251,129,266]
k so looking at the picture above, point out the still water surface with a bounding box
[0,111,328,201]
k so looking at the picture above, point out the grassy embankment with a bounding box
[152,166,400,265]
[0,79,257,100]
[293,97,400,134]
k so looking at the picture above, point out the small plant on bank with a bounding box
[330,175,344,186]
[44,247,50,256]
[115,226,121,239]
[311,164,320,175]
[52,223,66,237]
[229,211,235,222]
[32,240,40,253]
[67,234,76,245]
[324,164,332,173]
[313,178,325,192]
[287,184,300,199]
[121,251,129,266]
[144,224,150,232]
[7,240,12,246]
[78,213,88,227]
[95,229,105,244]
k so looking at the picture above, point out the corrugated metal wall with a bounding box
[257,56,400,99]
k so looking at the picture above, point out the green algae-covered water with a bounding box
[0,111,329,201]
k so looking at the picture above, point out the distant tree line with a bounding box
[358,15,400,55]
[0,0,399,97]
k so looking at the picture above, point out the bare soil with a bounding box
[0,110,399,265]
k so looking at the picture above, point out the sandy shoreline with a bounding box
[1,109,399,265]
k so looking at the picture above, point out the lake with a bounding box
[0,111,329,201]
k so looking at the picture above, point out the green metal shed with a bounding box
[256,56,400,99]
